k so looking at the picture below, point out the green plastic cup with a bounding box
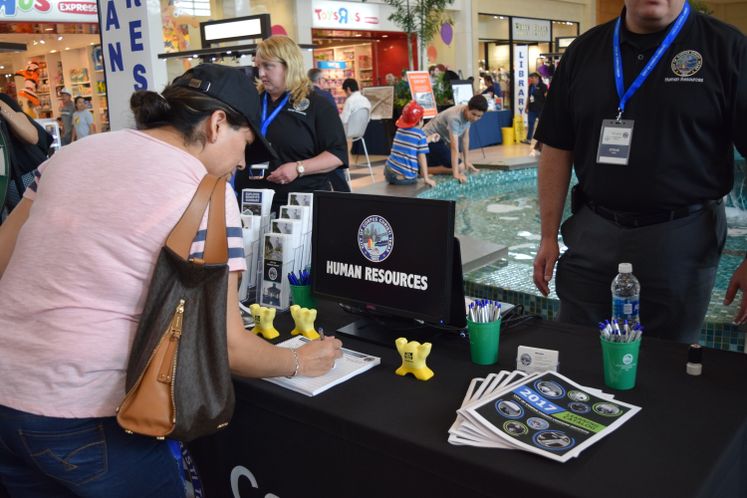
[290,284,316,309]
[600,336,641,390]
[468,318,501,365]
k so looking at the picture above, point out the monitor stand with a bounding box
[336,316,442,347]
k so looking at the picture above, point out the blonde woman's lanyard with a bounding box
[261,92,290,136]
[597,2,690,165]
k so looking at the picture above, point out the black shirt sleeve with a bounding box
[733,34,747,158]
[312,92,348,168]
[534,52,575,150]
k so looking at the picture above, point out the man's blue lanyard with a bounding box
[612,2,690,119]
[261,92,290,136]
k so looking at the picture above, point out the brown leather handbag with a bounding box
[116,175,235,442]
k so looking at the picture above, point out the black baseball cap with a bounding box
[172,63,276,165]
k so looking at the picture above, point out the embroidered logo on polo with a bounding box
[671,50,702,76]
[665,50,704,83]
[358,215,394,262]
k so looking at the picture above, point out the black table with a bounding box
[189,301,747,498]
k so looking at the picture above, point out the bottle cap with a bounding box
[686,362,702,376]
[688,343,702,363]
[618,263,632,273]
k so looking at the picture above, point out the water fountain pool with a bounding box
[420,154,747,352]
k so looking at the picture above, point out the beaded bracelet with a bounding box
[288,348,300,378]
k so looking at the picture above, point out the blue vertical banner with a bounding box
[98,0,168,130]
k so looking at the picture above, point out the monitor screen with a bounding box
[450,80,474,106]
[312,192,460,326]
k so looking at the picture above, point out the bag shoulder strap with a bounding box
[204,176,227,263]
[165,175,228,264]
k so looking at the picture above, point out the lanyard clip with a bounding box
[615,109,623,123]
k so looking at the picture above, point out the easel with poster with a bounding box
[406,71,437,119]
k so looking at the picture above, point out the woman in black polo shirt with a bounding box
[236,36,348,212]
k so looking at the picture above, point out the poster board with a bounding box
[406,71,437,119]
[450,80,474,106]
[361,86,394,120]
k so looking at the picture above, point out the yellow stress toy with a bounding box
[395,337,434,381]
[289,305,320,340]
[249,303,279,340]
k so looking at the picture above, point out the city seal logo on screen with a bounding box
[358,215,394,263]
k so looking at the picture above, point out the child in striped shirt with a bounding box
[384,101,439,187]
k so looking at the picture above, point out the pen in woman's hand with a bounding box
[318,326,325,341]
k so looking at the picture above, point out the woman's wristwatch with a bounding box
[296,161,305,177]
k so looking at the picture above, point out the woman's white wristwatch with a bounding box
[296,161,305,177]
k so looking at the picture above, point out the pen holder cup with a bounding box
[600,336,641,390]
[468,318,501,366]
[290,284,316,310]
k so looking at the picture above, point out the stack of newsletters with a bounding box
[449,370,641,462]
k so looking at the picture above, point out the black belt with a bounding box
[585,199,720,228]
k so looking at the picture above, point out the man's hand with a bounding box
[453,172,467,184]
[465,162,479,173]
[423,177,436,188]
[724,259,747,324]
[533,238,559,296]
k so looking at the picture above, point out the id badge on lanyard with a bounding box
[597,120,634,165]
[598,2,689,166]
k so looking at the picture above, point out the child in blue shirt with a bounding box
[384,101,439,187]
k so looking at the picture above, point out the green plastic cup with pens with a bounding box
[599,320,642,390]
[289,269,316,309]
[467,300,502,365]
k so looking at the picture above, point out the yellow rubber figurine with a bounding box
[249,303,279,340]
[289,304,320,340]
[395,337,434,381]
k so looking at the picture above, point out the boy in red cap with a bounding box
[384,101,439,187]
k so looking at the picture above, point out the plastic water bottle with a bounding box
[611,263,640,324]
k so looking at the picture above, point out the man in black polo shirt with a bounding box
[532,0,747,343]
[522,72,547,144]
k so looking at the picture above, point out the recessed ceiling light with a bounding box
[64,47,70,50]
[226,50,232,54]
[45,27,53,31]
[50,50,57,53]
[39,40,45,44]
[57,36,63,41]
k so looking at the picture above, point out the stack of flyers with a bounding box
[279,205,311,268]
[239,212,262,300]
[259,233,292,309]
[288,192,313,268]
[241,188,274,218]
[271,218,303,273]
[449,370,641,462]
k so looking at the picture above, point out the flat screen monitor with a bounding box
[312,192,466,342]
[450,80,474,106]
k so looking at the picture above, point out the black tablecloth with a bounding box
[189,300,747,498]
[351,119,395,156]
[469,110,512,149]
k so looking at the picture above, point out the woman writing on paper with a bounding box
[234,36,349,213]
[0,64,341,497]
